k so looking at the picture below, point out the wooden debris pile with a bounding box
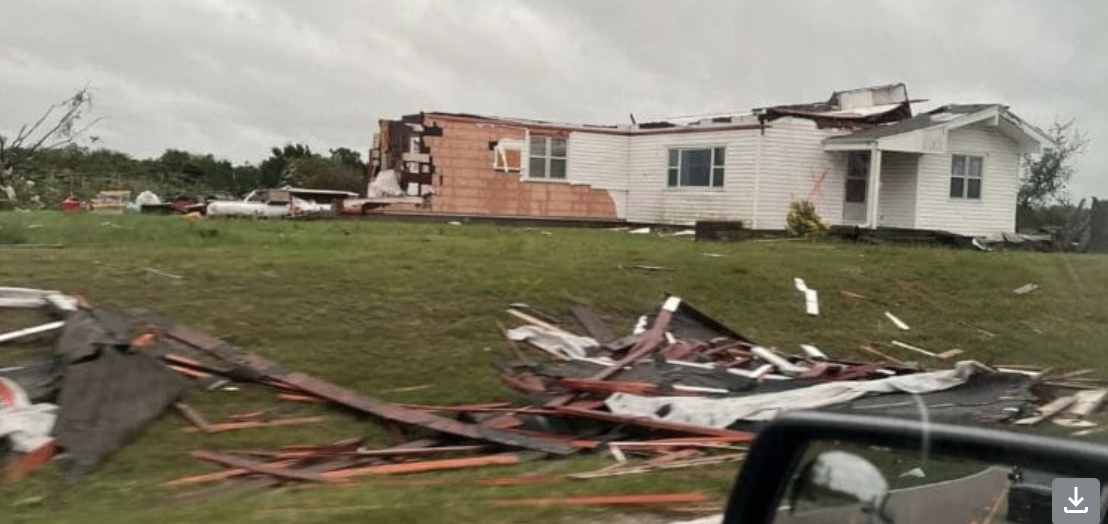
[1,286,1103,512]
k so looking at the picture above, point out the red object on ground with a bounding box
[60,197,86,212]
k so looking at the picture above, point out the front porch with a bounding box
[832,148,920,230]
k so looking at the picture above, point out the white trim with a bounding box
[866,148,882,229]
[824,141,875,152]
[752,133,764,229]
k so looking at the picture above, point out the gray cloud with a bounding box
[2,0,1105,197]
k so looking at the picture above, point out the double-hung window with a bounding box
[667,147,725,187]
[950,154,983,199]
[528,136,567,179]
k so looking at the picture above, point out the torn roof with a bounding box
[824,104,1053,153]
[824,104,1005,143]
[410,84,1049,141]
[755,83,917,127]
[420,84,917,133]
[421,111,762,136]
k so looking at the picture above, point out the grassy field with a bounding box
[1,212,1107,523]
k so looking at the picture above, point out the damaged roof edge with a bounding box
[823,104,1054,151]
[418,112,764,136]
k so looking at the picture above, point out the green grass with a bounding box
[1,211,1107,523]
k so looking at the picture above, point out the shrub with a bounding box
[786,200,829,237]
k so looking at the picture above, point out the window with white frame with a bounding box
[949,154,983,199]
[528,135,567,179]
[667,147,725,187]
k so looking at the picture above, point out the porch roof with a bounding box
[823,104,1052,154]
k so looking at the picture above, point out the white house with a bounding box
[372,83,1051,236]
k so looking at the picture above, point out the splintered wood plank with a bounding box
[190,451,333,484]
[182,416,327,433]
[155,317,575,455]
[321,454,522,481]
[553,407,755,440]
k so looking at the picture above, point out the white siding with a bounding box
[566,133,630,218]
[913,122,1021,235]
[754,118,850,229]
[877,152,918,228]
[624,130,760,225]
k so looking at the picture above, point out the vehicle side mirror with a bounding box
[722,411,1108,524]
[791,450,890,522]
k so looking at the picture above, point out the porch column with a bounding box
[866,148,882,229]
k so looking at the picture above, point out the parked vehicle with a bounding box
[206,187,355,218]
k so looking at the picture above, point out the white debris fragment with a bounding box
[884,311,910,330]
[0,378,57,453]
[800,344,828,360]
[505,325,598,360]
[752,346,808,377]
[1013,283,1039,295]
[628,227,651,234]
[899,468,926,479]
[0,321,66,345]
[793,278,819,316]
[891,340,933,357]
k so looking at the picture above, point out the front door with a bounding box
[843,151,870,224]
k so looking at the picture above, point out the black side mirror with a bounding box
[722,411,1108,524]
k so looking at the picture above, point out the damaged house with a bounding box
[369,84,1051,236]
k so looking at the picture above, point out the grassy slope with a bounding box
[0,212,1106,523]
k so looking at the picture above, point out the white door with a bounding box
[843,151,870,224]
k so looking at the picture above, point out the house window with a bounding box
[528,136,567,179]
[667,147,725,187]
[949,154,983,199]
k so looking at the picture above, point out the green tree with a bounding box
[329,147,365,170]
[259,143,316,188]
[288,156,364,193]
[1018,119,1088,208]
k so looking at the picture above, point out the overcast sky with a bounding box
[2,0,1106,197]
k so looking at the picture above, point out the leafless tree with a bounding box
[0,85,101,201]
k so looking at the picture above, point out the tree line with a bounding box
[2,142,367,207]
[0,87,367,207]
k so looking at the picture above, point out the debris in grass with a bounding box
[840,290,870,300]
[1013,283,1040,295]
[625,264,674,272]
[143,267,184,280]
[0,284,1061,506]
[794,278,819,315]
[885,311,910,330]
[899,467,926,479]
[800,344,828,360]
[890,340,962,359]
